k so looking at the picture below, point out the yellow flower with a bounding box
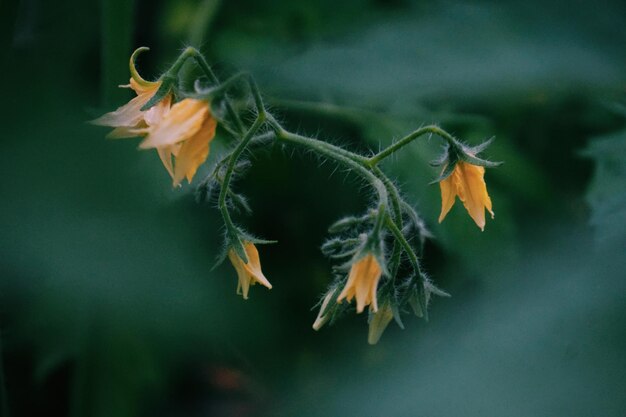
[337,254,382,313]
[92,48,217,186]
[91,48,171,139]
[438,161,494,231]
[92,79,172,138]
[368,301,394,345]
[138,98,217,186]
[228,242,272,300]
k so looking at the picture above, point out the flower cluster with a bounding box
[93,47,500,344]
[92,48,217,187]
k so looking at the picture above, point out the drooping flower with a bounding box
[138,98,217,186]
[228,242,272,300]
[91,48,171,139]
[337,253,382,313]
[368,301,394,345]
[438,161,494,231]
[92,48,217,186]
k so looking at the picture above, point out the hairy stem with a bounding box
[275,129,388,214]
[169,47,246,135]
[218,115,265,262]
[368,124,459,166]
[372,166,404,280]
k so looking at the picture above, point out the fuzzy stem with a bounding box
[385,214,428,313]
[191,56,245,134]
[368,125,460,166]
[218,115,265,262]
[384,214,423,278]
[210,68,270,262]
[165,47,245,135]
[274,129,387,210]
[372,166,404,280]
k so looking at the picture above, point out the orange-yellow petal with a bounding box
[438,174,456,223]
[91,79,162,132]
[456,163,492,231]
[437,161,494,230]
[138,99,209,149]
[143,94,172,127]
[228,242,272,300]
[91,93,153,128]
[240,242,272,289]
[337,254,382,313]
[172,114,217,186]
[128,77,159,95]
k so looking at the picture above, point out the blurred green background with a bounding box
[1,0,625,416]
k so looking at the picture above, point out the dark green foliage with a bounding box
[1,0,625,416]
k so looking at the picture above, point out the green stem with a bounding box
[218,116,265,261]
[191,53,245,135]
[267,115,368,165]
[372,166,403,280]
[275,129,387,209]
[368,125,460,166]
[163,47,245,135]
[384,215,423,278]
[385,214,428,314]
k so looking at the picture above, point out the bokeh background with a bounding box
[1,0,625,416]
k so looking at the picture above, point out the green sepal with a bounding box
[417,282,429,321]
[328,211,375,234]
[459,152,503,168]
[391,302,405,330]
[430,136,501,184]
[466,136,495,155]
[430,155,459,184]
[321,236,363,259]
[425,279,451,298]
[210,246,229,271]
[429,144,450,167]
[140,75,175,111]
[227,227,247,264]
[406,278,429,321]
[408,292,423,318]
[227,191,252,215]
[400,200,433,244]
[239,230,277,246]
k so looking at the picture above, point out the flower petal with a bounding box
[457,163,490,230]
[91,80,161,128]
[241,242,272,290]
[337,254,381,313]
[139,99,209,149]
[91,93,153,128]
[228,249,252,299]
[438,173,457,223]
[172,114,217,186]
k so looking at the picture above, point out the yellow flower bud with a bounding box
[228,242,272,300]
[368,301,394,345]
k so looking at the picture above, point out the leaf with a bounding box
[582,130,626,247]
